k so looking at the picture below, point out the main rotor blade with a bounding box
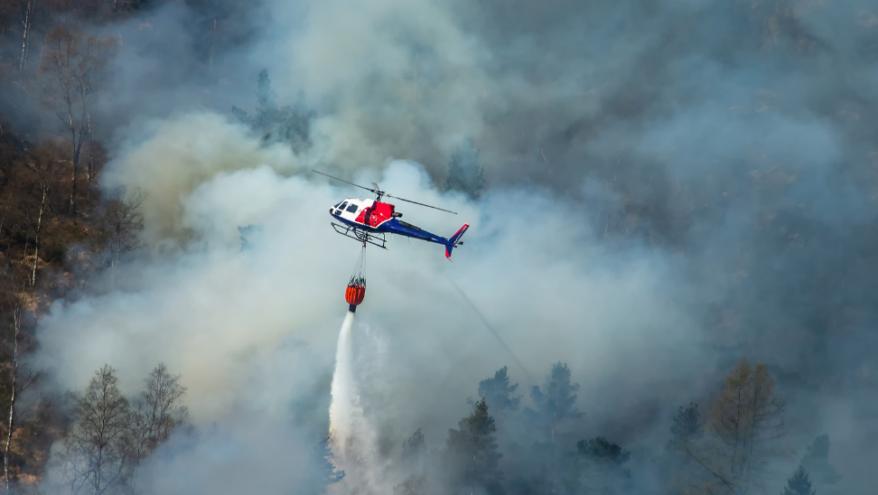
[313,169,457,214]
[312,169,379,194]
[385,193,458,215]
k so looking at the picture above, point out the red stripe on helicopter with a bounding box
[355,201,396,227]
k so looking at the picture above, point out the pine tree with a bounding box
[402,428,425,460]
[479,366,520,415]
[445,139,486,198]
[445,399,504,495]
[578,437,630,466]
[577,437,631,494]
[256,69,275,109]
[231,69,313,151]
[782,466,815,495]
[800,434,840,487]
[517,363,583,494]
[395,428,427,495]
[666,402,708,493]
[670,402,702,447]
[530,362,581,441]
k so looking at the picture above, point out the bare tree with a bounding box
[96,189,143,273]
[130,363,187,461]
[39,26,115,217]
[701,361,785,494]
[670,362,785,495]
[64,365,132,495]
[18,0,35,72]
[0,305,36,494]
[27,183,46,288]
[20,146,63,288]
[2,308,20,494]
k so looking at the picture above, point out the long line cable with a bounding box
[444,275,534,384]
[360,243,366,277]
[349,244,366,280]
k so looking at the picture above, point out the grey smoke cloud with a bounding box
[34,119,701,492]
[24,0,878,492]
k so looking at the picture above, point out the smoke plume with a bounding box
[16,0,877,492]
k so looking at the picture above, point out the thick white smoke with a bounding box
[15,0,876,491]
[32,111,700,493]
[101,112,301,240]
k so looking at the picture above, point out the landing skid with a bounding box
[331,222,387,249]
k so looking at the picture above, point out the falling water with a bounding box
[327,310,384,493]
[328,310,357,459]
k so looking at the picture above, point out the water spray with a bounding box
[328,311,357,458]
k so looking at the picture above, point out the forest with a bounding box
[0,0,875,494]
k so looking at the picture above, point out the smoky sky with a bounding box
[19,0,878,493]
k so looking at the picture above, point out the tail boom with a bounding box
[445,224,470,259]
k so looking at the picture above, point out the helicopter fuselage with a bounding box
[329,197,468,258]
[330,198,445,244]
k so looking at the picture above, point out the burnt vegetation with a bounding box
[0,1,150,488]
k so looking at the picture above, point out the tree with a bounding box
[231,69,313,151]
[395,429,426,495]
[577,437,631,494]
[478,366,520,416]
[401,428,425,466]
[709,360,785,493]
[1,307,22,493]
[17,0,35,72]
[0,143,63,289]
[445,399,504,495]
[19,145,63,288]
[782,466,815,495]
[39,26,115,216]
[94,189,143,274]
[800,434,840,487]
[445,139,485,198]
[530,362,581,441]
[256,68,274,109]
[64,365,132,495]
[666,402,711,493]
[511,363,583,494]
[670,402,703,448]
[578,437,630,467]
[129,363,187,461]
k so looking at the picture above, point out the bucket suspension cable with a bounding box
[358,242,366,279]
[350,243,366,283]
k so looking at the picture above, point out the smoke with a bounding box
[17,0,878,492]
[101,111,300,240]
[32,114,697,493]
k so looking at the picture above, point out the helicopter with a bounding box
[314,170,469,259]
